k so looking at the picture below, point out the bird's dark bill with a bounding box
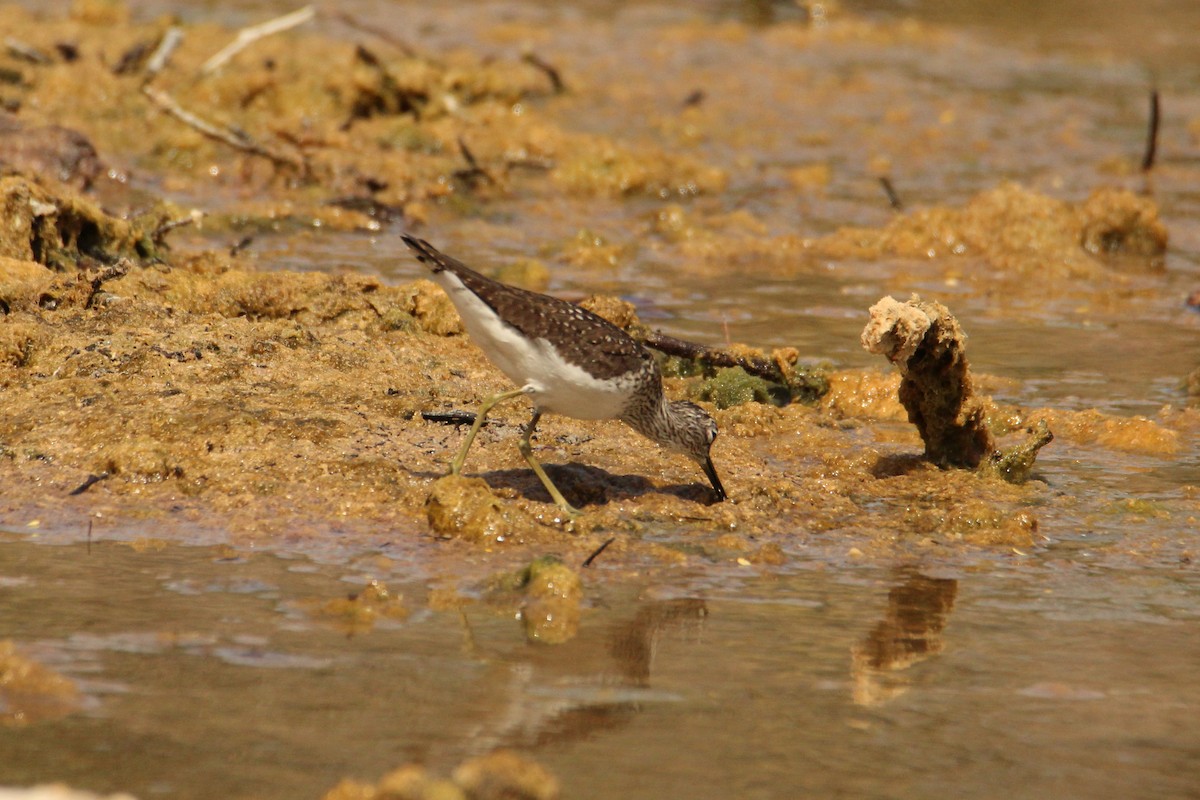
[702,455,726,502]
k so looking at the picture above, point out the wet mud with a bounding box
[0,2,1195,564]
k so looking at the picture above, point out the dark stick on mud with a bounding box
[641,329,785,385]
[229,235,254,256]
[4,36,52,65]
[682,89,706,108]
[87,518,92,555]
[1141,88,1160,172]
[522,52,565,93]
[151,211,202,244]
[879,176,904,211]
[582,536,616,568]
[70,472,110,496]
[454,137,495,186]
[422,410,479,427]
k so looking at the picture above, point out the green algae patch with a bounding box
[982,420,1055,484]
[0,639,82,726]
[691,366,782,409]
[426,474,514,544]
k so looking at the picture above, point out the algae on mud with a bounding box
[0,2,1193,563]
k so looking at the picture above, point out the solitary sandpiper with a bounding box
[401,234,726,516]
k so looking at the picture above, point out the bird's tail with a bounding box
[401,233,460,275]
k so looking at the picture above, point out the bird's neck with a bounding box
[622,394,680,448]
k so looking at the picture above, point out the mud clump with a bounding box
[862,295,994,469]
[426,474,514,544]
[0,175,158,269]
[862,294,1052,479]
[322,749,560,800]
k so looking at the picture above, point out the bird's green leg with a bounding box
[518,409,582,517]
[449,387,528,476]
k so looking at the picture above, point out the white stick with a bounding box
[200,5,315,76]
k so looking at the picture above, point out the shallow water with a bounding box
[3,0,1200,797]
[2,536,1197,799]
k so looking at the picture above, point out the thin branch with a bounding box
[200,5,315,76]
[582,537,616,568]
[70,472,109,496]
[151,209,205,243]
[522,52,565,93]
[145,27,185,81]
[641,329,785,385]
[142,84,305,173]
[4,37,51,64]
[1141,88,1160,172]
[878,175,903,211]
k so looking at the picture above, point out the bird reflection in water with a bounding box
[466,598,708,752]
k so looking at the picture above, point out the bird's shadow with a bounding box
[482,462,719,509]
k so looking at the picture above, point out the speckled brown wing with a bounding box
[401,234,654,381]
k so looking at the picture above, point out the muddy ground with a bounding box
[0,2,1196,568]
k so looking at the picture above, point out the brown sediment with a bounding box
[321,750,559,800]
[0,639,82,725]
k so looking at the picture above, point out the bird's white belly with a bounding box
[438,272,632,420]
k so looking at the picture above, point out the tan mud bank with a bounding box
[0,2,1194,564]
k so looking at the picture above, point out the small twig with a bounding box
[201,5,315,76]
[112,39,154,75]
[86,518,92,554]
[70,472,110,496]
[582,537,616,568]
[151,209,204,243]
[4,37,51,65]
[422,410,478,427]
[641,329,783,384]
[144,27,185,81]
[522,52,565,93]
[453,137,496,186]
[878,176,903,211]
[682,89,706,108]
[142,84,305,173]
[229,235,254,256]
[1141,88,1160,172]
[84,262,129,309]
